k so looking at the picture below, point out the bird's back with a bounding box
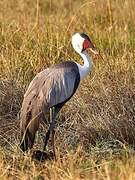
[20,61,80,124]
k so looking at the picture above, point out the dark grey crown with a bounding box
[80,33,90,41]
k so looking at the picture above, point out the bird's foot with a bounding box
[32,150,54,162]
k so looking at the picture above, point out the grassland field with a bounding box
[0,0,135,179]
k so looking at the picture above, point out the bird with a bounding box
[20,33,100,158]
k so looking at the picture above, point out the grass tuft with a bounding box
[0,0,135,179]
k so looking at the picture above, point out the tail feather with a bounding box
[20,87,49,152]
[20,109,41,152]
[20,134,28,152]
[20,129,35,151]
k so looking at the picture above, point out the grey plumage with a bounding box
[20,61,80,152]
[20,32,97,156]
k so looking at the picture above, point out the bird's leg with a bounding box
[43,127,51,151]
[51,125,56,160]
[50,107,56,159]
[43,107,55,152]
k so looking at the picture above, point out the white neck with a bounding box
[75,51,93,80]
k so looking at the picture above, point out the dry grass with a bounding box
[0,0,135,179]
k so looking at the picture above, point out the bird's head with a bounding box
[71,33,99,56]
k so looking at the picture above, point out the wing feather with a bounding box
[21,61,80,116]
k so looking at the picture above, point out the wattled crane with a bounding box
[20,33,100,157]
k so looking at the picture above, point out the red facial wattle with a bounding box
[83,39,91,51]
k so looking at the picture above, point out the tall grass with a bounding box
[0,0,135,179]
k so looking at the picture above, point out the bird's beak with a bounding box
[89,47,99,55]
[89,47,103,60]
